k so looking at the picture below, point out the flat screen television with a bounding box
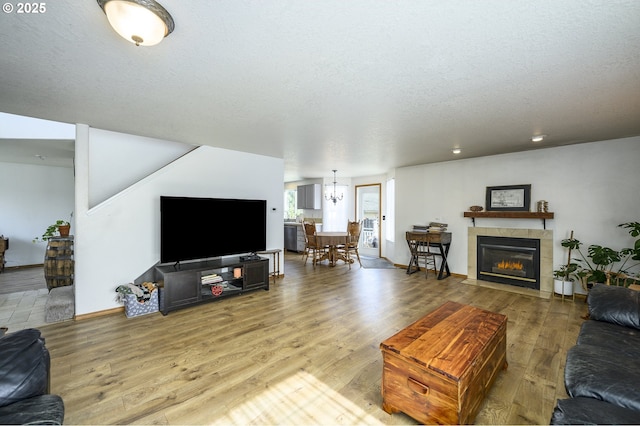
[160,196,267,264]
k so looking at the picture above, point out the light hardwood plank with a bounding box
[32,252,585,425]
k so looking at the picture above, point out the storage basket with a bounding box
[123,290,159,318]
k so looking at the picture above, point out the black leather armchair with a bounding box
[0,328,64,425]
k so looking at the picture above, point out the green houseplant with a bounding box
[552,262,579,296]
[561,237,620,286]
[584,244,621,284]
[33,219,71,242]
[614,221,640,284]
[561,221,640,288]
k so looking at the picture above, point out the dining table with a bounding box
[315,232,351,267]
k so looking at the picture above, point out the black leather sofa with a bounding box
[551,284,640,424]
[0,328,64,425]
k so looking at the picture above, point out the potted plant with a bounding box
[613,221,640,285]
[559,231,590,294]
[561,221,640,291]
[33,219,71,242]
[553,263,578,296]
[561,237,618,291]
[585,244,622,284]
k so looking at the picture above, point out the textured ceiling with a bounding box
[1,1,639,181]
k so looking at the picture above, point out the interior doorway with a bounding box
[355,184,381,258]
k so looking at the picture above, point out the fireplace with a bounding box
[477,236,540,290]
[467,227,553,297]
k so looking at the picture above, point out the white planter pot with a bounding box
[573,280,588,295]
[554,279,574,296]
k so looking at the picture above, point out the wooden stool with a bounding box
[257,249,282,283]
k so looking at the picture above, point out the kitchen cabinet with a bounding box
[284,223,306,252]
[296,184,321,209]
[284,224,297,252]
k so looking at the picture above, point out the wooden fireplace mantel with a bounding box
[463,211,554,229]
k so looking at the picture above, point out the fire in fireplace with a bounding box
[477,236,540,289]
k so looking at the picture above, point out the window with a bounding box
[386,178,395,242]
[324,184,348,231]
[284,189,301,220]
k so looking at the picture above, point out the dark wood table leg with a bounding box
[436,243,451,280]
[406,240,420,274]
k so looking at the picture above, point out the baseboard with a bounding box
[5,263,44,270]
[75,306,124,321]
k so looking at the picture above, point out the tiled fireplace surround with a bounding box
[465,227,553,298]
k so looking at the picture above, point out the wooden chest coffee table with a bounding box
[380,301,507,424]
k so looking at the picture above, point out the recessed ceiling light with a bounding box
[531,135,546,142]
[452,148,462,154]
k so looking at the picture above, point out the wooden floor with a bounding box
[35,252,587,425]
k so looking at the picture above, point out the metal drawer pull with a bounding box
[407,377,430,395]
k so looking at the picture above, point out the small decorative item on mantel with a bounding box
[469,205,483,212]
[536,200,549,212]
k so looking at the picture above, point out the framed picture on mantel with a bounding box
[485,184,531,212]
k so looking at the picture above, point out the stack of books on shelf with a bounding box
[411,223,448,233]
[428,222,448,232]
[201,273,223,285]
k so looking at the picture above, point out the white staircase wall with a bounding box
[88,128,195,207]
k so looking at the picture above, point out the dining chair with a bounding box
[341,220,363,269]
[302,222,326,266]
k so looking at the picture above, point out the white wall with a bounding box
[392,137,640,277]
[88,128,194,207]
[0,162,74,267]
[74,126,284,316]
[0,112,74,139]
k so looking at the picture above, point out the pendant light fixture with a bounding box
[97,0,175,46]
[325,170,344,205]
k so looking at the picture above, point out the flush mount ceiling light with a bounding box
[452,148,462,154]
[97,0,175,46]
[531,135,546,143]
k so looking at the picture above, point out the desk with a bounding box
[315,232,350,266]
[406,231,452,279]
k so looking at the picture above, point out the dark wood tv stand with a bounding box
[155,257,269,315]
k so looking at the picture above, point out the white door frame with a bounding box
[355,183,381,258]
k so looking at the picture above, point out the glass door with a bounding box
[355,184,381,258]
